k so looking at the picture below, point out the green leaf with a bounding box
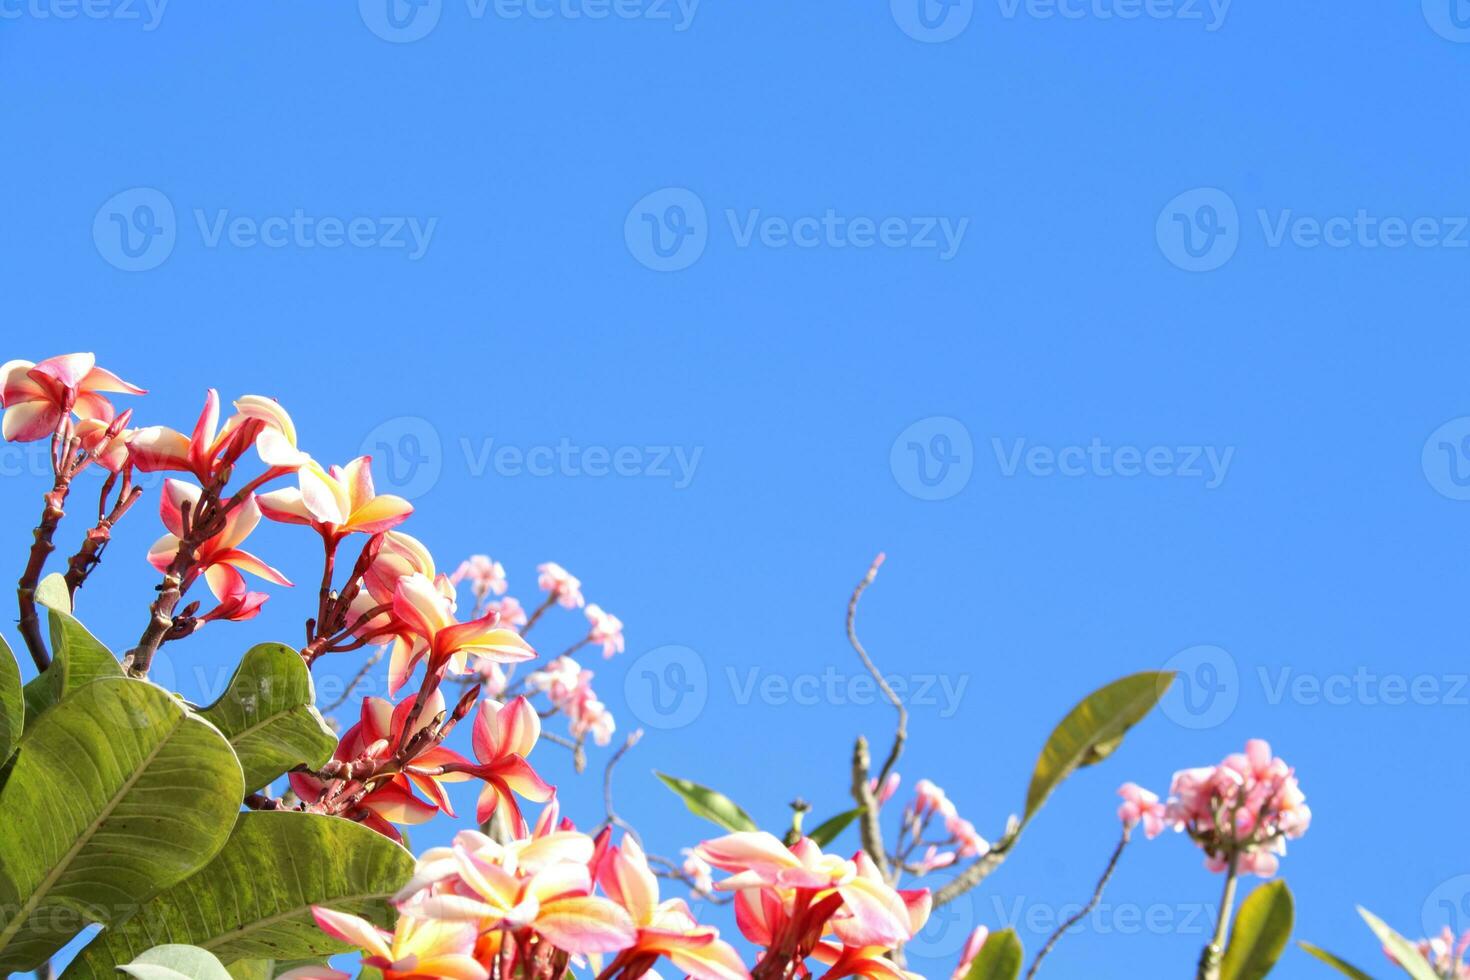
[963,927,1024,980]
[35,572,72,613]
[119,944,233,980]
[656,772,757,833]
[198,644,336,794]
[64,811,415,978]
[1221,880,1295,980]
[223,961,272,980]
[0,677,244,973]
[22,607,123,728]
[0,634,21,767]
[807,807,865,848]
[1023,671,1175,823]
[1359,908,1438,980]
[1298,941,1375,979]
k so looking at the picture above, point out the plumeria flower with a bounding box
[452,555,507,599]
[951,926,990,980]
[147,480,290,601]
[594,835,749,980]
[307,907,488,980]
[386,572,535,695]
[568,687,616,747]
[537,561,585,608]
[1165,739,1310,877]
[75,410,135,473]
[812,889,930,980]
[291,690,470,840]
[697,833,915,949]
[258,456,413,542]
[129,389,306,481]
[407,831,637,956]
[585,603,625,658]
[197,575,269,625]
[526,656,585,704]
[681,848,715,895]
[0,353,144,442]
[467,696,555,835]
[867,773,901,809]
[487,595,528,629]
[1116,782,1167,839]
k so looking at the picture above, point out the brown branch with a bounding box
[846,554,905,881]
[64,468,143,599]
[1025,829,1130,978]
[933,827,1018,907]
[598,730,642,842]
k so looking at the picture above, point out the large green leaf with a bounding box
[21,607,123,728]
[0,677,243,973]
[35,571,71,613]
[656,772,758,833]
[1023,671,1174,823]
[64,811,415,977]
[1298,942,1375,979]
[963,927,1024,980]
[1359,908,1438,980]
[198,644,335,794]
[120,944,233,980]
[0,634,21,767]
[1221,880,1295,980]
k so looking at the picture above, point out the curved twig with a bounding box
[846,553,906,881]
[1025,829,1130,978]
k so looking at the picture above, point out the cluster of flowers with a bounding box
[453,558,623,749]
[1119,739,1311,877]
[290,816,952,980]
[0,353,627,847]
[867,774,990,877]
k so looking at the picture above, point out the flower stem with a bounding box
[1198,852,1240,980]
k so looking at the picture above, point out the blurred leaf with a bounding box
[1221,880,1294,980]
[1023,671,1174,823]
[0,635,21,768]
[1298,941,1375,979]
[65,811,414,977]
[22,607,123,728]
[119,944,233,980]
[656,772,757,833]
[963,927,1023,980]
[806,807,865,848]
[1358,908,1438,980]
[198,644,335,794]
[0,677,243,973]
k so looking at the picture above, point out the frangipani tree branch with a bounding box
[846,553,907,883]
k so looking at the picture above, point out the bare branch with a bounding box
[1026,829,1130,978]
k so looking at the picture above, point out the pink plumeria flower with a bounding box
[585,603,625,657]
[75,410,135,473]
[537,561,584,608]
[385,572,535,695]
[467,696,556,835]
[147,481,291,601]
[488,595,528,629]
[868,773,901,808]
[452,554,507,598]
[130,390,306,481]
[680,847,714,894]
[1117,782,1167,839]
[0,353,144,442]
[309,907,488,980]
[526,656,585,704]
[258,456,413,542]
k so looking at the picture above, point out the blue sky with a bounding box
[4,1,1470,977]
